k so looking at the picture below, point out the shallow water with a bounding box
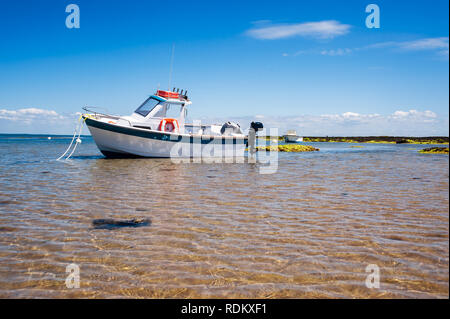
[0,134,448,298]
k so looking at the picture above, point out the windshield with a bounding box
[152,103,183,118]
[135,97,160,117]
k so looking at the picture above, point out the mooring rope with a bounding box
[65,122,84,160]
[56,115,85,161]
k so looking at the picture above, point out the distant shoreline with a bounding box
[259,136,449,144]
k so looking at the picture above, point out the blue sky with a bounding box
[0,0,448,135]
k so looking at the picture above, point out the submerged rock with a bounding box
[92,218,151,229]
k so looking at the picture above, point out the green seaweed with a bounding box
[256,145,319,152]
[418,147,449,154]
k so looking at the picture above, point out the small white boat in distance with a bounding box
[284,130,303,143]
[82,89,263,158]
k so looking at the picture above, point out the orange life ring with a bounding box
[158,118,179,133]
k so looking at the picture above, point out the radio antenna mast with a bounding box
[168,43,175,91]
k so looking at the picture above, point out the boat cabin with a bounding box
[88,89,243,137]
[126,90,192,133]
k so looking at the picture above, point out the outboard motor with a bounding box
[250,122,263,132]
[248,121,264,156]
[220,121,242,135]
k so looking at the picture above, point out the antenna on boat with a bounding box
[168,43,175,91]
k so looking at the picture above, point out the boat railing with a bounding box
[82,106,133,127]
[82,106,121,120]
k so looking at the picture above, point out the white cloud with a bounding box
[395,37,449,58]
[0,107,62,121]
[359,38,449,52]
[245,20,351,40]
[284,37,449,59]
[320,48,352,56]
[391,109,437,119]
[203,110,448,136]
[392,110,410,117]
[342,112,361,118]
[0,107,79,134]
[319,112,381,124]
[365,37,449,58]
[398,37,449,51]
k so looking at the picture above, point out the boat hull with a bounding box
[284,136,303,143]
[84,118,247,158]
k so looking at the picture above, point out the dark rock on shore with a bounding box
[93,218,151,229]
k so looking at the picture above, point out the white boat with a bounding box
[284,130,303,143]
[82,89,263,158]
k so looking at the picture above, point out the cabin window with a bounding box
[135,98,160,117]
[153,103,182,118]
[165,104,183,118]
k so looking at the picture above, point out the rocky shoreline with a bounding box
[302,136,449,144]
[258,136,448,144]
[418,147,449,154]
